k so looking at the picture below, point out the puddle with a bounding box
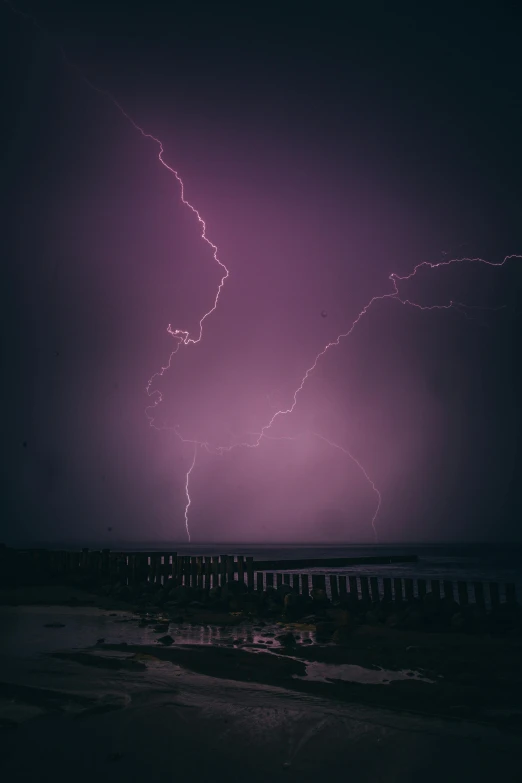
[0,606,314,658]
[0,607,434,690]
[294,661,434,685]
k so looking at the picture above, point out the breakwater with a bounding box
[0,548,517,612]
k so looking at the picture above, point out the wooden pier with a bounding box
[0,547,518,613]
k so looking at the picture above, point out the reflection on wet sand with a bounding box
[1,605,522,782]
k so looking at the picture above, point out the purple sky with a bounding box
[2,2,522,544]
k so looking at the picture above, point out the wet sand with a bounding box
[1,598,522,781]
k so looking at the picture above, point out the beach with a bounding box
[1,587,522,782]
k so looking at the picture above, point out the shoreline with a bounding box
[2,594,522,782]
[1,584,522,734]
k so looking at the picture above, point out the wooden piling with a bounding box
[215,555,223,587]
[226,555,235,584]
[404,578,414,602]
[360,576,370,604]
[505,583,517,606]
[127,553,135,585]
[489,582,500,612]
[116,555,127,585]
[431,579,441,601]
[203,556,211,591]
[101,549,110,583]
[474,582,486,612]
[167,553,173,583]
[348,576,359,602]
[204,556,210,589]
[370,576,380,603]
[161,554,167,584]
[136,553,150,584]
[237,556,245,587]
[207,556,213,587]
[67,551,75,575]
[443,580,455,602]
[94,551,102,583]
[211,556,219,588]
[330,574,339,602]
[196,556,204,589]
[170,553,178,583]
[457,581,468,606]
[111,552,119,584]
[383,577,392,603]
[127,552,134,585]
[246,557,255,591]
[154,554,161,585]
[393,578,403,604]
[145,553,152,584]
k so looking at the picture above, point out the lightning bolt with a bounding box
[184,444,198,542]
[6,2,521,542]
[253,255,521,444]
[313,433,382,541]
[168,254,520,541]
[233,430,382,540]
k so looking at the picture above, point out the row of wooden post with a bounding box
[307,573,517,612]
[13,549,518,611]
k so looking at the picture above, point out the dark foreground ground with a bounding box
[1,585,522,782]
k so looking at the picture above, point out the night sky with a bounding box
[2,2,521,545]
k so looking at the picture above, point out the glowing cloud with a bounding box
[5,1,521,541]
